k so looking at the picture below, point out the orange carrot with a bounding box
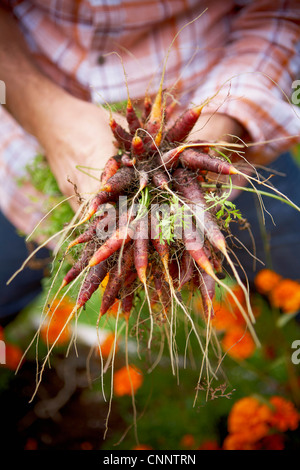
[100,154,122,185]
[134,215,149,284]
[88,215,135,267]
[144,85,164,148]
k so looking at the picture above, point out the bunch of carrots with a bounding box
[54,79,260,341]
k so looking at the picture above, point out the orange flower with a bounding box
[211,302,245,331]
[0,326,24,371]
[98,333,118,358]
[114,365,143,397]
[221,327,256,360]
[107,299,121,316]
[198,440,220,450]
[254,269,282,295]
[227,285,246,306]
[4,343,23,371]
[133,444,153,450]
[223,433,285,450]
[80,441,93,450]
[40,297,73,346]
[24,438,38,450]
[180,434,196,448]
[269,279,300,313]
[223,433,257,450]
[269,396,300,432]
[211,284,259,332]
[227,397,273,443]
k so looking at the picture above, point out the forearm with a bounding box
[0,7,117,205]
[0,7,74,143]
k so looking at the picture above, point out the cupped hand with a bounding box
[36,94,126,211]
[190,112,249,200]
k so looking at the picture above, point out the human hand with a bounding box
[36,94,126,212]
[188,112,249,200]
[191,112,246,154]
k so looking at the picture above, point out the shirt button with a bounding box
[97,55,105,65]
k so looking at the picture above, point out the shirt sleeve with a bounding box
[0,106,49,238]
[191,0,300,162]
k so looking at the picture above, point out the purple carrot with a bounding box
[59,241,97,290]
[173,168,226,254]
[76,260,108,309]
[126,98,142,135]
[134,215,149,284]
[180,148,238,175]
[109,118,132,152]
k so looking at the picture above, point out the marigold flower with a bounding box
[198,440,220,450]
[4,343,23,371]
[80,441,93,450]
[40,297,73,345]
[269,396,300,432]
[98,333,118,358]
[269,279,300,313]
[254,269,282,295]
[114,364,143,397]
[107,299,121,316]
[223,433,257,450]
[24,438,38,450]
[227,397,273,443]
[221,327,256,360]
[133,444,153,450]
[223,432,285,450]
[226,285,246,306]
[211,302,245,331]
[180,434,196,448]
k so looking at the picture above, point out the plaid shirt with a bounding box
[1,0,300,236]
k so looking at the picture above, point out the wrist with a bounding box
[193,113,246,143]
